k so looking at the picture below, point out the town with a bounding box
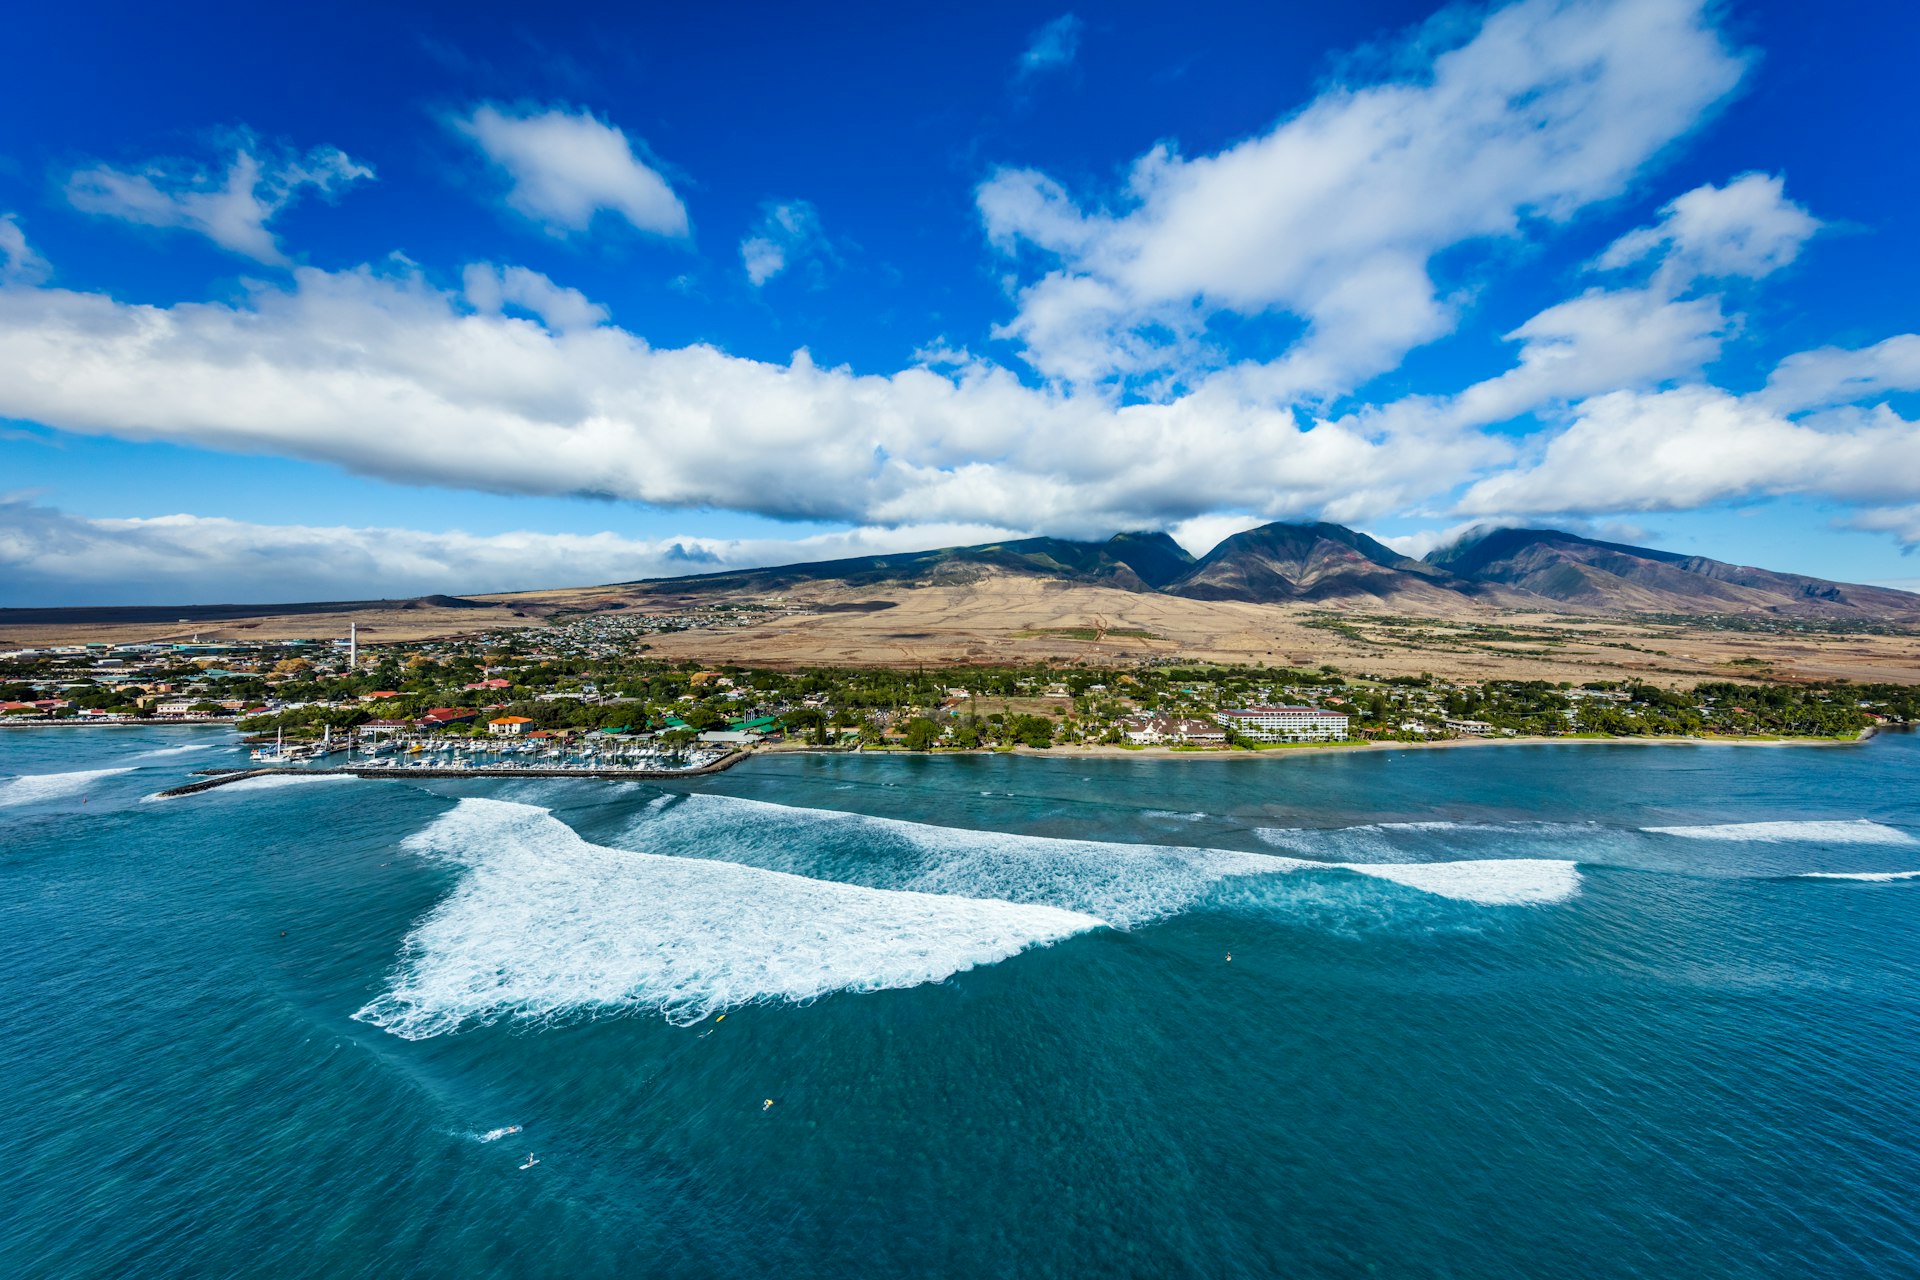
[3,612,1910,756]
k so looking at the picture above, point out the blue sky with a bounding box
[4,0,1920,604]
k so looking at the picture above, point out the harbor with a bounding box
[153,747,748,797]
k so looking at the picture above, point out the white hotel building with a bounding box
[1215,705,1351,742]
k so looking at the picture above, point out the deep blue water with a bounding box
[3,727,1918,1278]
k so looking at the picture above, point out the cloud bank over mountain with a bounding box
[4,0,1920,603]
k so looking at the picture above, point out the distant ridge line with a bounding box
[630,522,1920,620]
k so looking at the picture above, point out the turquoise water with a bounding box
[4,727,1918,1278]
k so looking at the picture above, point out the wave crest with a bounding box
[1644,820,1915,845]
[354,798,1104,1038]
[0,767,135,807]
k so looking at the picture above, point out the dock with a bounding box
[152,750,749,798]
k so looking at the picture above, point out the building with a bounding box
[1120,715,1227,745]
[1216,705,1350,742]
[487,715,534,736]
[1443,718,1495,736]
[421,707,477,728]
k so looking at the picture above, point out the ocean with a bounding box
[3,726,1917,1278]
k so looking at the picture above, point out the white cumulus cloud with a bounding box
[461,263,608,332]
[1847,505,1920,550]
[978,0,1747,391]
[1596,172,1820,285]
[64,137,373,264]
[453,104,689,239]
[0,262,1498,536]
[1759,334,1920,414]
[740,200,829,287]
[1458,387,1920,517]
[0,214,50,284]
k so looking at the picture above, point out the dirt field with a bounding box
[632,579,1920,685]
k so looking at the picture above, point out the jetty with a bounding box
[152,750,749,798]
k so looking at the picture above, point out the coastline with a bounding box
[0,719,236,731]
[759,726,1881,762]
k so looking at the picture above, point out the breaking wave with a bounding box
[218,773,360,793]
[354,798,1105,1038]
[628,794,1580,922]
[1339,859,1583,906]
[133,743,219,759]
[358,795,1588,1039]
[0,767,136,807]
[1644,820,1916,845]
[1795,870,1920,882]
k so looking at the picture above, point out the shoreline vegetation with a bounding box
[6,612,1913,758]
[763,726,1880,761]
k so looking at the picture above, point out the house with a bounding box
[1215,706,1350,742]
[421,707,477,727]
[698,730,758,745]
[463,679,512,691]
[488,715,534,736]
[1442,718,1495,736]
[358,718,414,736]
[360,690,401,701]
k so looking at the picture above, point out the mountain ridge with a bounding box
[632,522,1920,620]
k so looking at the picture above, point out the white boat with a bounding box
[251,728,295,765]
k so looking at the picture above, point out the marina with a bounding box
[154,746,746,797]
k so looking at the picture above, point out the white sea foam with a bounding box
[0,767,136,806]
[1795,870,1920,882]
[355,798,1105,1038]
[632,792,1295,928]
[1644,820,1916,846]
[361,791,1597,1038]
[633,794,1579,917]
[1337,859,1582,905]
[1374,821,1489,832]
[1260,819,1598,842]
[218,773,360,793]
[133,743,219,759]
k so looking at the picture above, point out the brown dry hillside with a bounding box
[7,522,1917,685]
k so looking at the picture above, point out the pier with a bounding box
[152,749,749,798]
